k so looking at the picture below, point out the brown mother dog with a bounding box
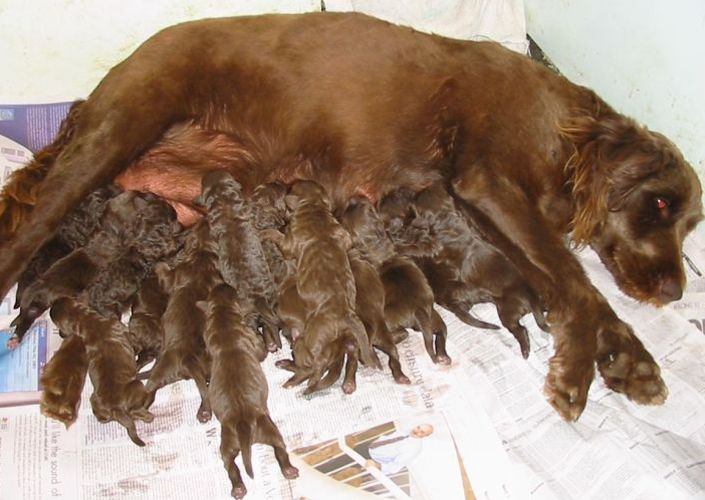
[1,12,702,420]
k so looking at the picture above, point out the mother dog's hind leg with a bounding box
[0,77,186,298]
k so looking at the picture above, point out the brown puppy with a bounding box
[145,219,219,423]
[127,273,168,371]
[199,284,298,498]
[277,181,380,394]
[49,297,153,446]
[200,171,279,352]
[14,183,122,309]
[2,13,701,420]
[348,247,411,385]
[398,184,548,359]
[39,334,88,428]
[11,191,149,340]
[83,193,183,318]
[251,181,292,291]
[341,196,450,365]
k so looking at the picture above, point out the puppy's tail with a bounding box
[344,316,381,370]
[237,420,255,478]
[0,100,85,241]
[114,410,145,447]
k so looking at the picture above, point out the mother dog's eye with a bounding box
[655,197,669,210]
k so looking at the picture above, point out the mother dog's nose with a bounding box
[659,277,683,302]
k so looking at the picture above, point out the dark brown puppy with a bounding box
[1,13,701,420]
[14,184,122,309]
[201,171,279,352]
[49,297,153,446]
[11,191,148,340]
[348,247,411,385]
[251,182,292,291]
[39,334,88,428]
[341,196,450,365]
[199,284,298,498]
[145,219,219,423]
[83,193,183,318]
[385,184,548,359]
[127,273,168,371]
[277,181,380,394]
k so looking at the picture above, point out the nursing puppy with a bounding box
[341,196,450,364]
[11,191,147,340]
[348,247,411,385]
[15,184,122,309]
[145,219,219,422]
[127,273,168,371]
[39,334,88,428]
[84,194,182,318]
[200,171,279,352]
[50,297,153,446]
[199,284,298,498]
[409,184,549,359]
[276,181,380,393]
[251,182,292,291]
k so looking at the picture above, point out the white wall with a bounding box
[524,0,705,182]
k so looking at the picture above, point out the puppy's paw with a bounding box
[197,403,212,424]
[231,484,247,499]
[597,324,667,405]
[342,380,356,394]
[281,465,299,479]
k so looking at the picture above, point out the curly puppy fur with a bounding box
[251,182,293,291]
[83,193,182,318]
[341,196,450,364]
[14,184,122,309]
[39,334,88,428]
[199,284,298,498]
[145,219,220,423]
[277,181,380,394]
[50,297,153,446]
[201,171,279,352]
[11,191,146,340]
[410,184,549,359]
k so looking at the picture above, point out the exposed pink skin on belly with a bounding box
[115,161,206,226]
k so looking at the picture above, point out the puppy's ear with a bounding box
[153,262,174,291]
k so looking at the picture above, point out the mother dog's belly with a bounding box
[114,121,444,226]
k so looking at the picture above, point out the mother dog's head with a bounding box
[563,113,703,305]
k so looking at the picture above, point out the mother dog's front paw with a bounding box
[597,326,668,405]
[544,353,594,421]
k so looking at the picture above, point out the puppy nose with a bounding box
[659,277,683,302]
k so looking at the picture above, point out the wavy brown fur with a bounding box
[0,100,85,240]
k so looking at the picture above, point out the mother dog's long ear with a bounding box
[560,113,671,245]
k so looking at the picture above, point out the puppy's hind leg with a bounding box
[255,415,299,480]
[431,309,451,364]
[184,354,212,423]
[220,425,247,499]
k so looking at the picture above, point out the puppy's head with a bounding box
[378,188,417,234]
[562,114,703,305]
[200,170,244,210]
[286,180,330,211]
[252,182,289,229]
